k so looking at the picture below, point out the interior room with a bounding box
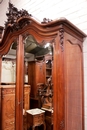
[0,1,87,130]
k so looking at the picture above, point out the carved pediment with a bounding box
[5,2,32,31]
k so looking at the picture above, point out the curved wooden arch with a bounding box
[0,19,59,55]
[0,14,86,55]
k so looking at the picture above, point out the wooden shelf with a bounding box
[46,68,52,70]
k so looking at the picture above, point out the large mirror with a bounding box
[1,34,54,130]
[1,38,17,130]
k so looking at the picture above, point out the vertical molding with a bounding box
[0,55,2,84]
[59,28,64,51]
[15,35,24,130]
[0,55,2,130]
[53,35,65,130]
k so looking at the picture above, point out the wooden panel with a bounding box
[65,40,83,130]
[1,85,30,130]
[36,62,45,84]
[16,35,24,130]
[1,86,15,130]
[0,57,2,129]
[24,85,31,110]
[28,61,45,98]
[53,35,65,130]
[28,62,36,97]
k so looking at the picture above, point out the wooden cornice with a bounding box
[0,2,86,55]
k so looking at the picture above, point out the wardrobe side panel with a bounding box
[65,35,83,130]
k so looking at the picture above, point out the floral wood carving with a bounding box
[59,28,64,51]
[5,2,32,31]
[0,26,4,39]
[60,120,65,130]
[41,18,52,24]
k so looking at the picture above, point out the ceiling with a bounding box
[3,35,52,61]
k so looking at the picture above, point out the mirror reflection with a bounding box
[1,35,53,130]
[1,39,17,130]
[25,35,53,130]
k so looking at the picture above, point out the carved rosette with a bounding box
[59,28,64,51]
[5,2,32,31]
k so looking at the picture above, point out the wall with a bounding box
[1,61,16,83]
[0,0,87,34]
[0,0,87,129]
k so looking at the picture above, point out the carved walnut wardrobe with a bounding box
[0,2,86,130]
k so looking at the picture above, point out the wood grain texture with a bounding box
[64,33,84,130]
[0,85,30,130]
[15,35,24,130]
[0,4,86,129]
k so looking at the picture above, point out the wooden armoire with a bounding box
[0,2,86,130]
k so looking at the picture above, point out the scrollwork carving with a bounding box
[59,28,64,51]
[0,26,3,39]
[41,18,53,24]
[5,2,32,31]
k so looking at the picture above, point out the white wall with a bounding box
[0,0,87,129]
[1,61,16,83]
[0,0,87,34]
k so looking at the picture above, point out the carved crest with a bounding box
[41,18,52,24]
[5,2,32,31]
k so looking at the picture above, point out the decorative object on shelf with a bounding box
[38,76,53,109]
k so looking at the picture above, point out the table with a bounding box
[26,108,46,130]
